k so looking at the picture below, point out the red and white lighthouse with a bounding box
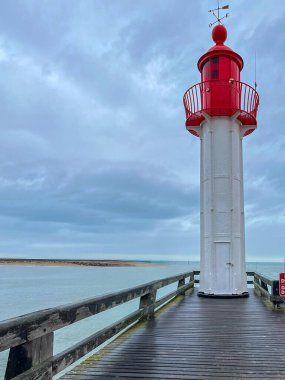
[183,24,259,296]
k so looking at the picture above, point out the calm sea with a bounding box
[0,261,283,378]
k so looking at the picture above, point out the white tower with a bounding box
[183,24,259,297]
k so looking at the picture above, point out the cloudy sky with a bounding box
[0,0,284,261]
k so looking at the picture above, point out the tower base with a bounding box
[197,291,249,299]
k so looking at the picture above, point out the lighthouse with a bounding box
[183,22,259,296]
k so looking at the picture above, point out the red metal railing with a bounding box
[183,80,259,128]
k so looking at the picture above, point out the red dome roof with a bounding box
[197,25,243,72]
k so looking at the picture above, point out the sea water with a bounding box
[0,261,283,378]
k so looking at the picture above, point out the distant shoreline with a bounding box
[0,258,162,267]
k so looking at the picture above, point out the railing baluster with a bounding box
[183,94,187,116]
[254,94,257,117]
[190,88,194,114]
[244,86,250,112]
[187,92,191,116]
[198,82,202,110]
[250,89,254,114]
[194,85,199,112]
[241,83,245,111]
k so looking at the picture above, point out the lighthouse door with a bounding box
[214,242,232,294]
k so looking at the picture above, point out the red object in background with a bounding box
[279,273,285,296]
[183,24,259,137]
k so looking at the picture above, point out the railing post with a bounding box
[253,274,261,296]
[272,280,280,309]
[139,288,157,320]
[177,278,186,295]
[5,332,54,380]
[260,280,269,292]
[190,272,195,290]
[272,280,279,297]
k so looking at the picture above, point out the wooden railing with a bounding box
[0,271,195,380]
[1,270,283,379]
[252,272,283,306]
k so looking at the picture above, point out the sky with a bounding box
[0,0,285,261]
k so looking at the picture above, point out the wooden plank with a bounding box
[0,271,192,351]
[61,289,285,379]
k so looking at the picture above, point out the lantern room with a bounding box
[183,24,259,137]
[199,25,242,83]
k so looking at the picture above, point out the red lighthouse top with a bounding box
[183,24,259,138]
[198,24,243,72]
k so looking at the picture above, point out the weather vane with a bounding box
[208,1,229,28]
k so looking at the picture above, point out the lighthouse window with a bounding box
[203,60,211,80]
[210,56,219,79]
[211,57,219,64]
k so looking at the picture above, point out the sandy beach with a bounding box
[0,258,162,267]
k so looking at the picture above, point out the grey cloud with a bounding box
[0,162,197,228]
[0,0,284,260]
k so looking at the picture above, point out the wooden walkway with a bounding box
[61,289,285,379]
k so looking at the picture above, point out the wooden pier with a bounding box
[62,288,285,379]
[1,271,285,379]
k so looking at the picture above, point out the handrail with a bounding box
[183,80,259,127]
[252,272,281,304]
[1,271,194,380]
